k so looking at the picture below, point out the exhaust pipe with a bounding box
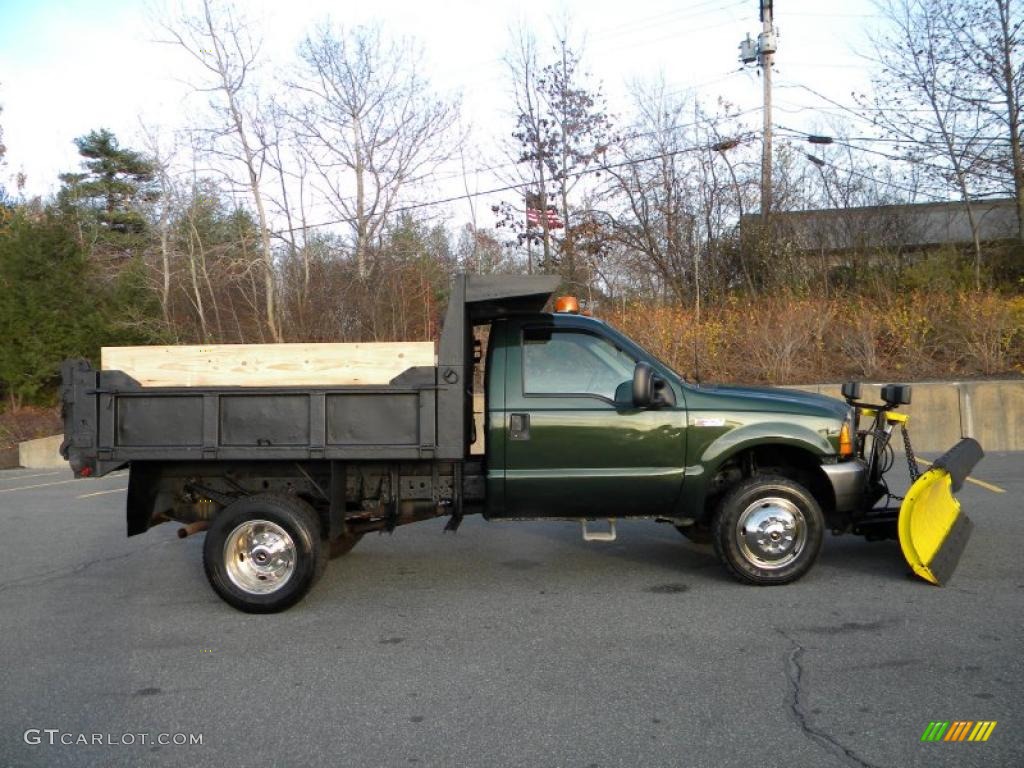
[177,521,210,539]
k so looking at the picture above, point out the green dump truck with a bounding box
[61,274,982,612]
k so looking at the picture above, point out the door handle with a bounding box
[510,413,530,441]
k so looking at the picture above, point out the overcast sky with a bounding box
[0,0,882,225]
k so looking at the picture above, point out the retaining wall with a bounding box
[788,381,1023,452]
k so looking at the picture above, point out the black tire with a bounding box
[328,532,363,559]
[675,524,712,545]
[712,474,824,585]
[202,494,327,613]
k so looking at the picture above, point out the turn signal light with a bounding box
[838,422,854,458]
[554,296,579,313]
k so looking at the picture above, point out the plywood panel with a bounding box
[101,342,435,388]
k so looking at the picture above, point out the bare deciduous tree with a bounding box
[600,82,755,307]
[863,0,996,286]
[162,0,282,340]
[138,124,177,328]
[943,0,1024,242]
[501,26,612,283]
[292,23,458,277]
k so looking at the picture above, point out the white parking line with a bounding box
[77,487,128,499]
[0,478,82,494]
[913,458,1006,494]
[0,476,127,494]
[0,471,63,482]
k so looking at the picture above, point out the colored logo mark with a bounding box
[921,721,997,742]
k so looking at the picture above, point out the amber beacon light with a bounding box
[554,296,579,313]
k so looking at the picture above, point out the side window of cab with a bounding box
[522,327,636,401]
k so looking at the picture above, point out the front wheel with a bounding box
[203,494,327,613]
[712,474,823,585]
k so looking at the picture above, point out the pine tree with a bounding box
[57,129,158,254]
[0,212,105,407]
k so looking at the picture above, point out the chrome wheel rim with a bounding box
[224,520,296,595]
[736,497,806,570]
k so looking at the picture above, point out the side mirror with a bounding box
[632,362,676,408]
[633,362,654,407]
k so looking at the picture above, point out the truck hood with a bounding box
[692,383,850,421]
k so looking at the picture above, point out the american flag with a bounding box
[525,193,564,229]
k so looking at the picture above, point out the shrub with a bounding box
[598,289,1022,384]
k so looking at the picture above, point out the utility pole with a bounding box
[738,1,777,218]
[760,0,774,218]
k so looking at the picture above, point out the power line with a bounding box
[791,11,879,18]
[271,134,757,236]
[773,80,875,122]
[776,127,991,202]
[443,2,749,100]
[293,102,764,220]
[776,77,1019,138]
[599,17,744,57]
[779,61,866,70]
[590,0,747,42]
[778,124,1013,161]
[797,150,951,203]
[776,125,1014,188]
[775,95,1000,118]
[774,119,1007,147]
[430,3,743,87]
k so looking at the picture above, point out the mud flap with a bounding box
[898,438,983,585]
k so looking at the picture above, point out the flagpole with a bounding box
[525,191,535,275]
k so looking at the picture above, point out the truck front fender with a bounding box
[681,421,833,519]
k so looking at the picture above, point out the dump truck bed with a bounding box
[61,362,441,476]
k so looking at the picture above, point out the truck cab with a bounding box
[485,310,687,519]
[479,306,860,527]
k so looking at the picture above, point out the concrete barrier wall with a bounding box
[786,380,1021,452]
[18,435,67,469]
[966,381,1024,452]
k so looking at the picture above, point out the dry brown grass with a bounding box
[0,406,62,451]
[603,290,1024,384]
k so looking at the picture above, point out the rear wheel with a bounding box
[203,494,327,613]
[712,474,823,585]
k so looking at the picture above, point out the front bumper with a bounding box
[822,459,866,512]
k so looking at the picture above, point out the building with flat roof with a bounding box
[742,197,1019,254]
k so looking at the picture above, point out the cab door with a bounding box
[500,319,687,518]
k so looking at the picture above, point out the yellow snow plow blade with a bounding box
[898,438,983,585]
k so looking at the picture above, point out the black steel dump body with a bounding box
[60,363,440,476]
[61,274,560,479]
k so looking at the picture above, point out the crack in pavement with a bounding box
[776,629,883,768]
[0,539,176,596]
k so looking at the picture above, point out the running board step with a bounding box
[581,518,617,542]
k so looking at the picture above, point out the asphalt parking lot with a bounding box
[0,454,1021,768]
